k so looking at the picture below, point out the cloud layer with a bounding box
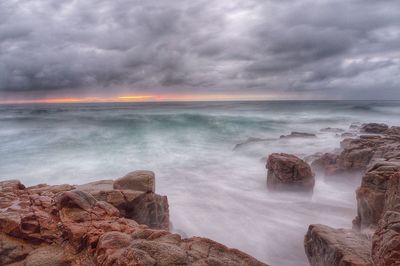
[1,0,400,100]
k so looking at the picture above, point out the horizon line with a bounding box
[1,98,399,105]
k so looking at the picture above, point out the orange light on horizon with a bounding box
[0,93,273,104]
[118,95,154,101]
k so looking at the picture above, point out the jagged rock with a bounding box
[0,233,35,265]
[361,123,389,134]
[304,224,372,266]
[280,132,316,139]
[385,126,400,136]
[371,172,400,265]
[266,153,315,192]
[77,179,169,230]
[354,161,400,230]
[313,133,400,176]
[0,179,267,265]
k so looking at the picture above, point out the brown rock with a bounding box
[0,233,35,265]
[385,126,400,136]
[266,153,315,192]
[304,224,372,266]
[0,179,267,265]
[361,123,389,134]
[77,179,169,230]
[354,161,400,230]
[371,172,400,265]
[311,153,338,172]
[114,170,156,193]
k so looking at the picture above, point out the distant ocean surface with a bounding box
[1,100,400,265]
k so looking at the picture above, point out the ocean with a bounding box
[1,100,400,265]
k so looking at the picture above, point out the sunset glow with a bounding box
[0,94,273,104]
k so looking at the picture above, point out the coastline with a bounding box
[1,122,400,265]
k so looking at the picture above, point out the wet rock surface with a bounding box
[305,124,400,266]
[0,176,267,265]
[304,224,372,266]
[266,153,315,192]
[361,123,389,134]
[279,131,316,139]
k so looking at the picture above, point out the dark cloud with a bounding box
[0,0,399,99]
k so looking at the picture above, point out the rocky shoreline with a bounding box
[1,122,399,265]
[302,123,400,266]
[0,172,266,265]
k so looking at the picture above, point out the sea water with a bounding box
[1,100,400,265]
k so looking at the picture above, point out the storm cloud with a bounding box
[0,0,399,99]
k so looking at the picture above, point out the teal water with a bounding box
[1,100,399,264]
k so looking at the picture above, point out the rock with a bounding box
[233,137,273,150]
[304,152,323,163]
[114,170,155,193]
[372,211,400,266]
[311,153,338,172]
[0,233,36,265]
[371,172,400,265]
[266,153,315,192]
[315,134,400,176]
[354,161,400,230]
[304,224,372,266]
[361,123,389,134]
[341,132,357,138]
[0,179,267,265]
[23,245,75,266]
[280,132,316,139]
[320,127,345,133]
[385,126,400,136]
[77,179,169,230]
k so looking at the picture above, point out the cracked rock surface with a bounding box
[0,178,266,265]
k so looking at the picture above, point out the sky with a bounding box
[0,0,400,102]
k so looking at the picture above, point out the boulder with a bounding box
[304,224,372,266]
[266,153,315,192]
[114,170,155,193]
[361,123,389,134]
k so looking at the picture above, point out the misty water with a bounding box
[1,100,400,265]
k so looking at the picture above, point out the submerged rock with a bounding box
[233,137,273,150]
[0,177,267,265]
[320,127,345,133]
[304,224,372,266]
[280,131,316,139]
[266,153,315,192]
